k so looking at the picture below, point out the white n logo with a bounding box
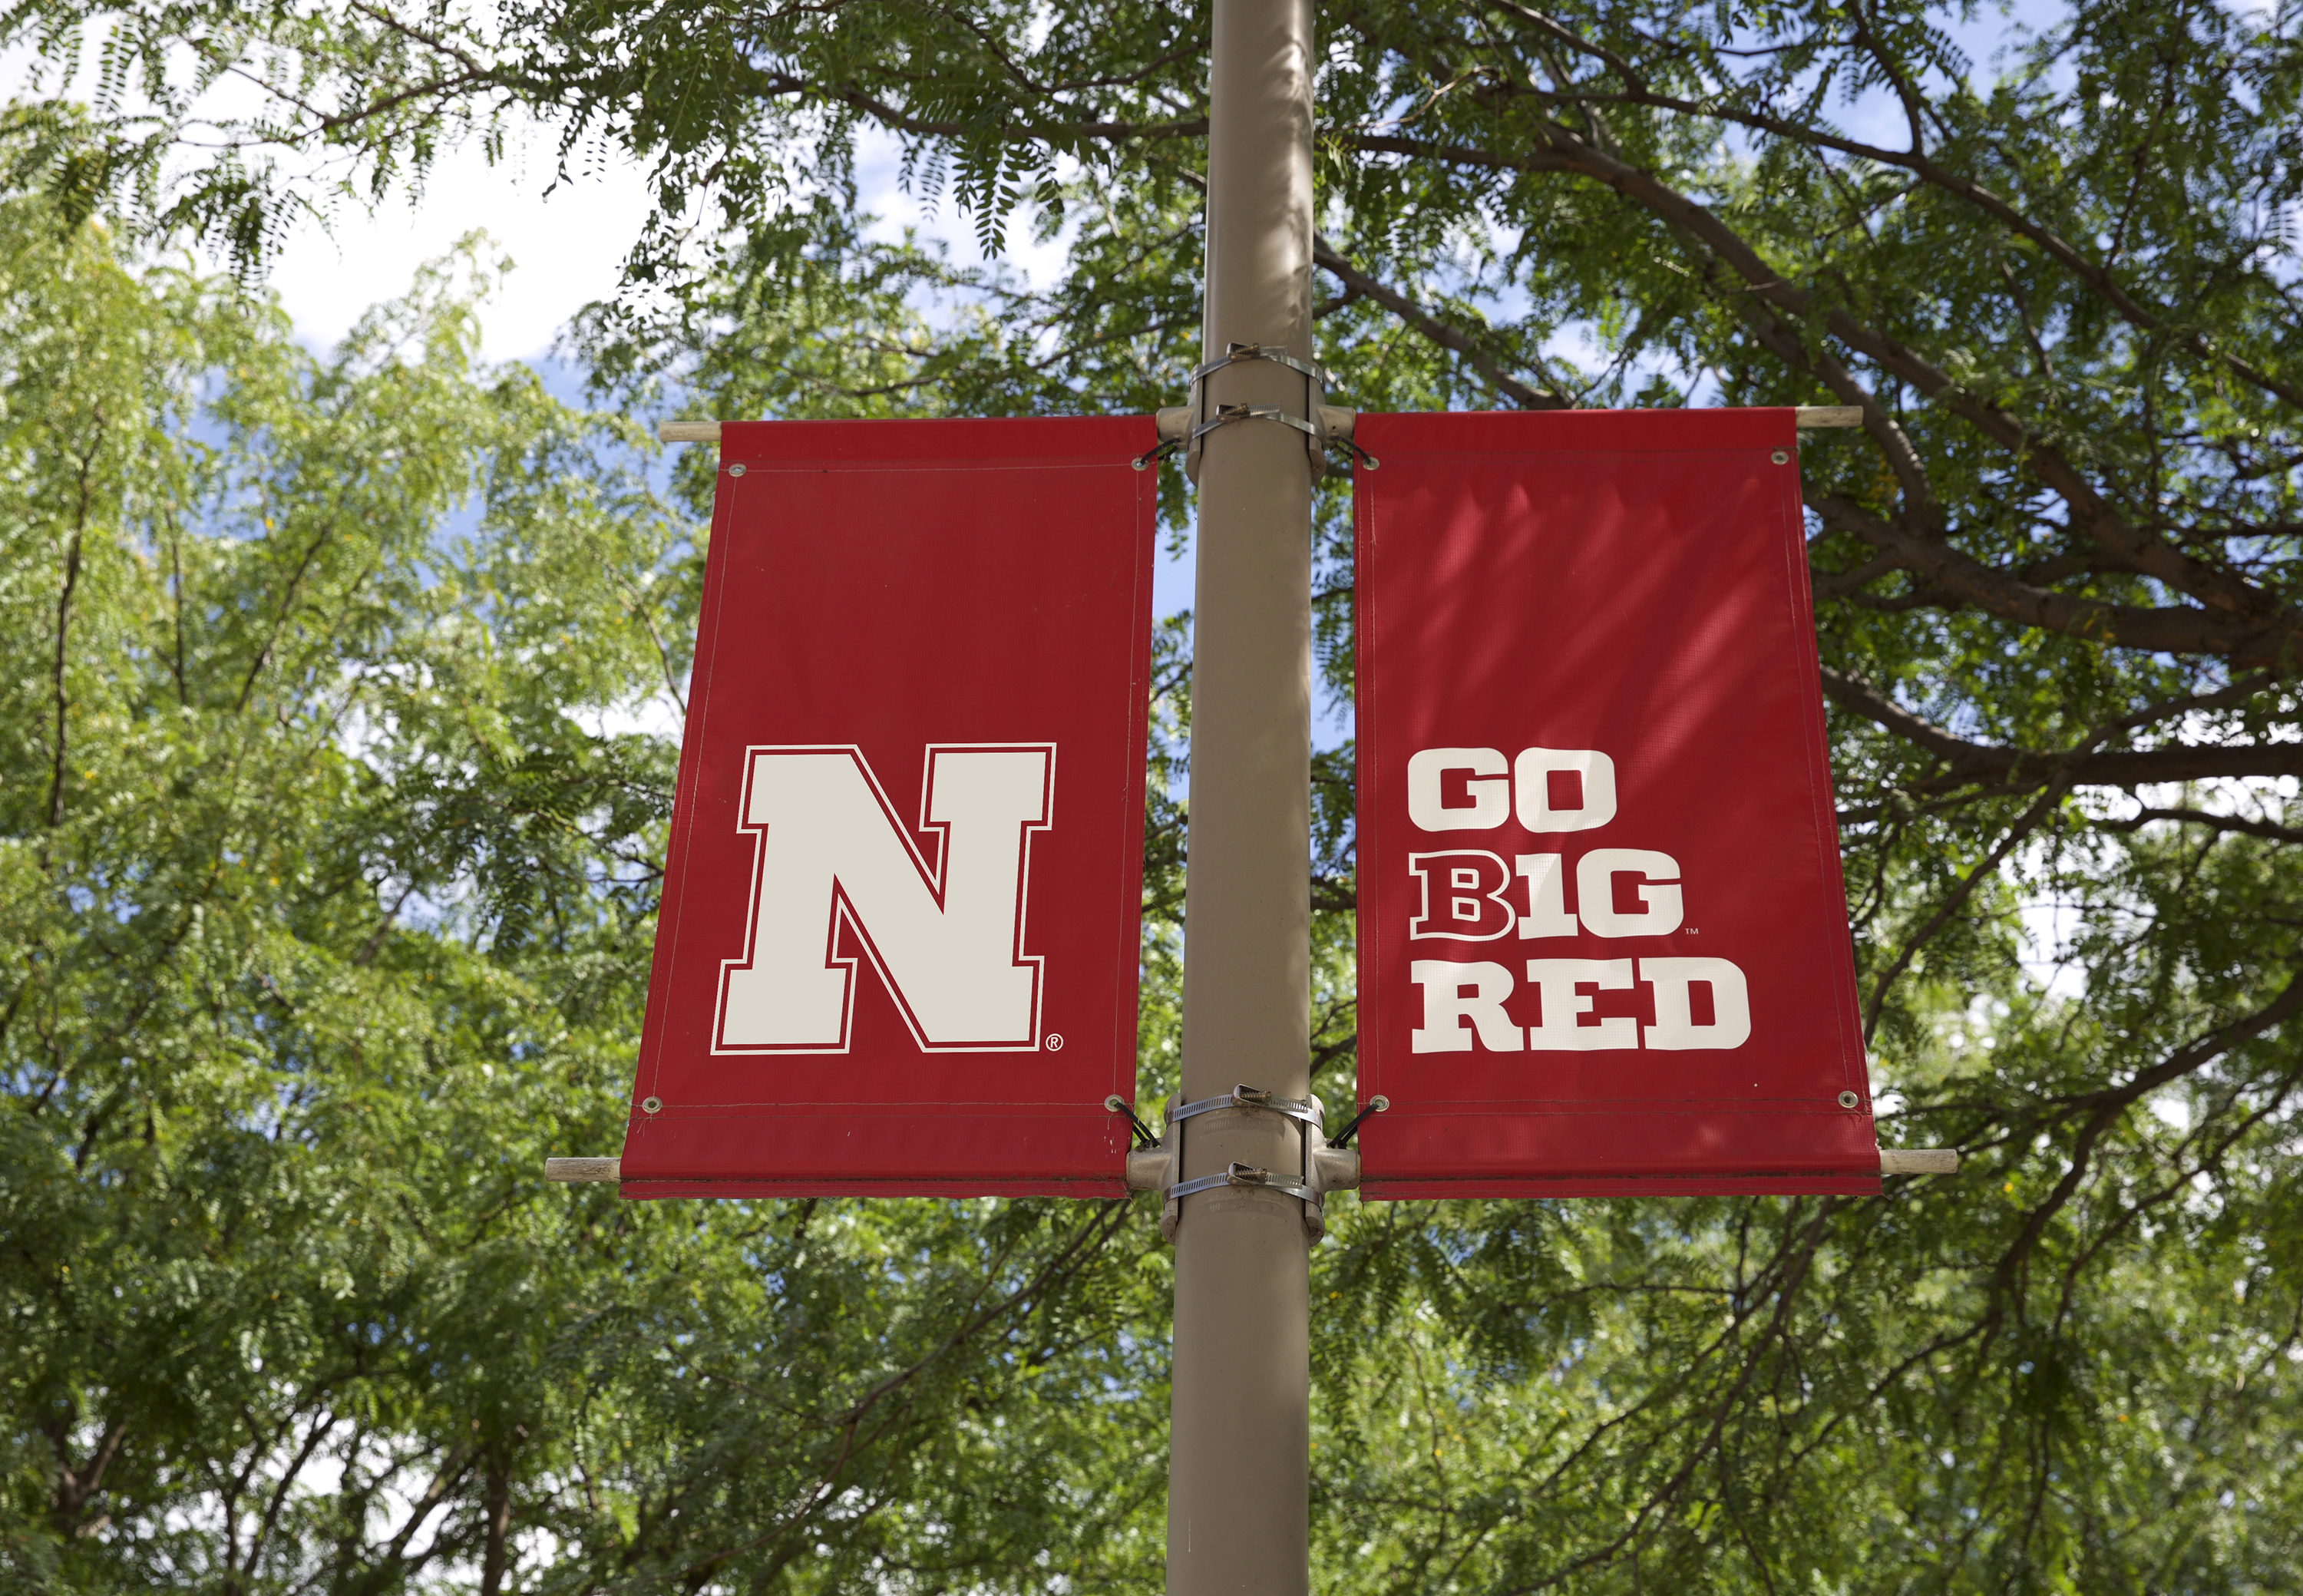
[715,745,1053,1052]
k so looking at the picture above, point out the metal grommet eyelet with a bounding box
[1837,1090,1860,1109]
[641,1095,664,1115]
[1771,448,1791,465]
[728,463,746,477]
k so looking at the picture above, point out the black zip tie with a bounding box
[1333,435,1380,471]
[1105,1094,1161,1148]
[1326,1095,1389,1148]
[1132,438,1181,472]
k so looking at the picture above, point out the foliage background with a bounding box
[3,0,2301,1591]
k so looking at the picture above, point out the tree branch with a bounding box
[2103,807,2303,844]
[48,416,102,831]
[1990,967,2303,1321]
[1338,126,2301,632]
[1313,235,1568,408]
[1817,666,2301,791]
[1809,493,2300,664]
[1470,21,2303,415]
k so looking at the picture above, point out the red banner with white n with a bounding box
[621,418,1157,1197]
[1352,409,1878,1196]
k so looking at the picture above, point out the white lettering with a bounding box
[716,745,1051,1052]
[1640,958,1751,1050]
[1575,848,1683,937]
[1512,748,1617,831]
[1410,960,1523,1052]
[1407,748,1509,831]
[1524,959,1637,1049]
[1398,755,1763,1055]
[1514,853,1578,937]
[1409,851,1516,940]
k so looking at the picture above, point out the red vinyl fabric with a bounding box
[619,418,1158,1198]
[1352,409,1879,1197]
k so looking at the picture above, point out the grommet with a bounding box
[1770,448,1790,465]
[641,1095,664,1115]
[1838,1090,1860,1109]
[728,464,746,477]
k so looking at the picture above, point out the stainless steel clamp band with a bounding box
[1184,340,1328,484]
[1189,402,1320,446]
[1168,1083,1324,1129]
[1159,1083,1333,1241]
[1189,342,1328,388]
[1133,1084,1360,1244]
[1166,1161,1320,1204]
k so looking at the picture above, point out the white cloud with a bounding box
[4,39,653,363]
[266,134,657,363]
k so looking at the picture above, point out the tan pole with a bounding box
[1167,2,1317,1594]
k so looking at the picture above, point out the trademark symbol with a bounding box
[1684,927,1700,935]
[1045,1033,1063,1052]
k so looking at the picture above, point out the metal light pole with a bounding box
[1167,2,1318,1594]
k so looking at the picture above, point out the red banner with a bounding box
[1352,410,1878,1196]
[620,418,1157,1198]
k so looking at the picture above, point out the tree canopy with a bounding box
[4,1,2301,1591]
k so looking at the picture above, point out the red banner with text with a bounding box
[1352,409,1878,1197]
[619,418,1158,1198]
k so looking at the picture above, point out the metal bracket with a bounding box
[1151,400,1361,474]
[1180,342,1330,485]
[1131,1085,1362,1244]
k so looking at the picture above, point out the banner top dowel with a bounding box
[657,407,1864,448]
[545,1148,1958,1184]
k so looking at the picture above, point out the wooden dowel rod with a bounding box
[1879,1148,1958,1175]
[550,1151,1954,1180]
[549,1151,1951,1181]
[657,407,1864,446]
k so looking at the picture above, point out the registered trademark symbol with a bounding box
[1045,1033,1063,1051]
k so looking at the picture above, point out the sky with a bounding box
[264,131,658,365]
[260,122,1082,366]
[0,38,1066,362]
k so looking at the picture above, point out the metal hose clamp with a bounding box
[1184,342,1329,484]
[1168,1083,1324,1129]
[1190,402,1320,447]
[1150,1085,1353,1244]
[1188,342,1328,390]
[1166,1161,1320,1204]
